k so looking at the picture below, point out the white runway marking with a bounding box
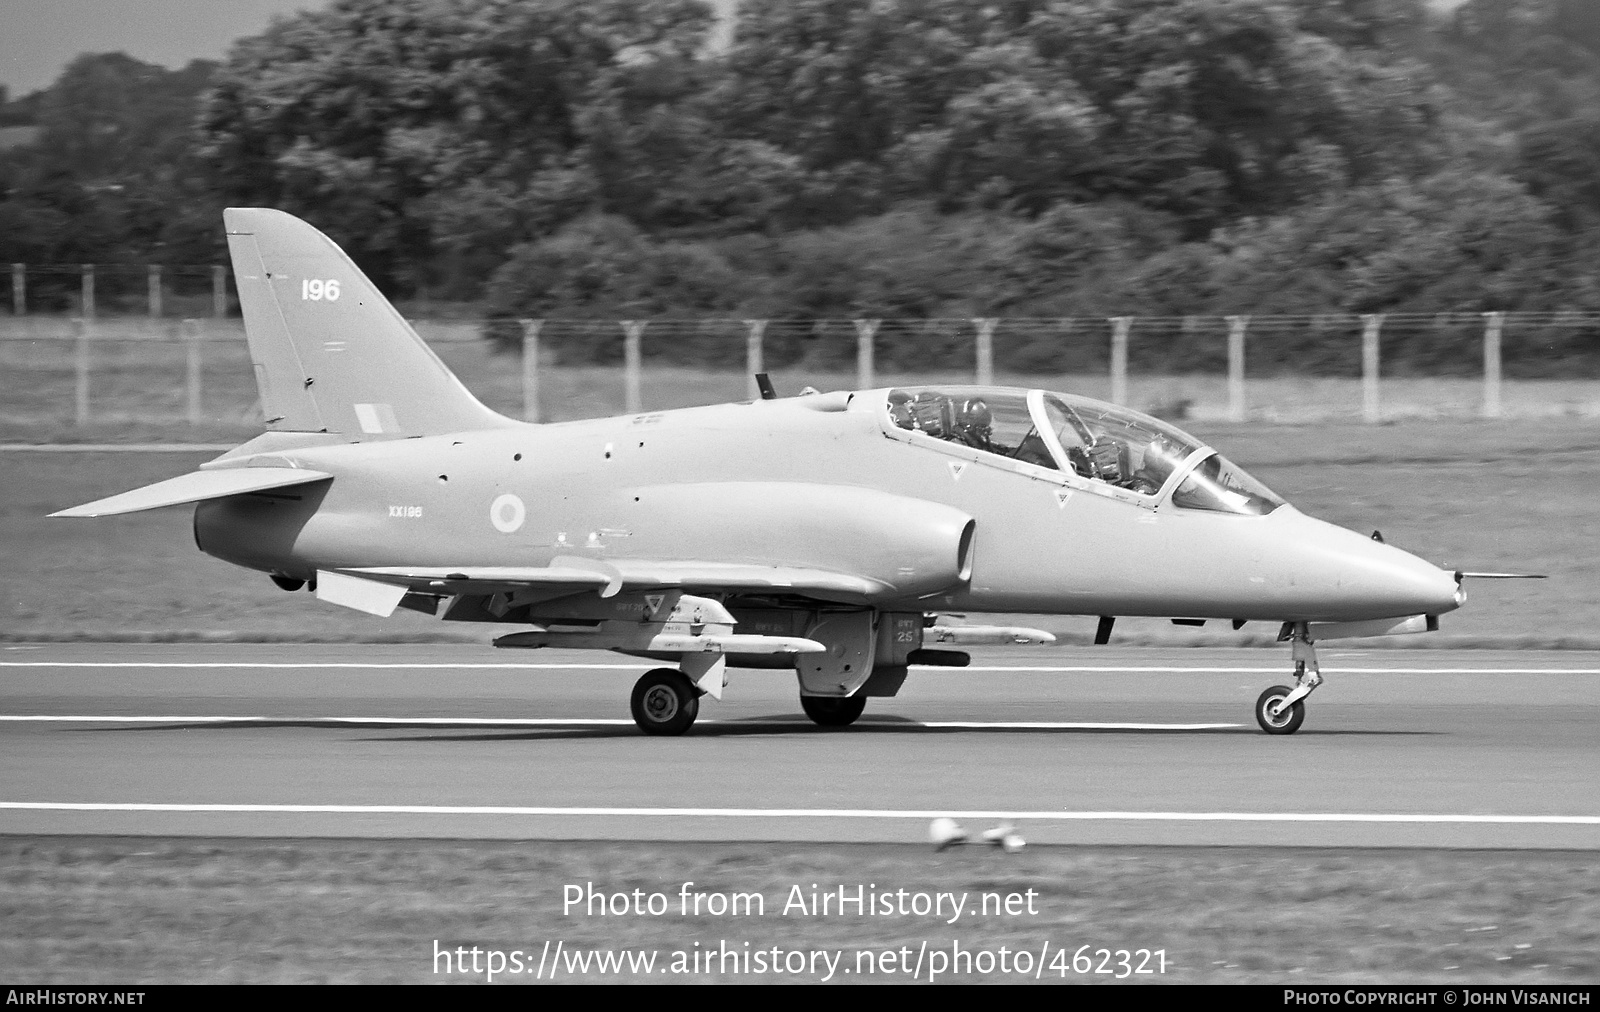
[0,662,643,669]
[905,721,1238,730]
[5,661,1600,674]
[0,715,1240,731]
[0,715,628,725]
[0,443,234,453]
[1,802,1595,825]
[972,666,1600,674]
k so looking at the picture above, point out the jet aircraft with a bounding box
[55,209,1497,736]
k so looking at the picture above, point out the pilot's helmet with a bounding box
[956,397,992,438]
[887,390,914,428]
[889,387,915,425]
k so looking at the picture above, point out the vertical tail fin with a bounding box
[224,207,515,437]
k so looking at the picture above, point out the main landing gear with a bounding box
[630,668,700,736]
[800,695,866,727]
[1255,622,1323,736]
[628,669,870,734]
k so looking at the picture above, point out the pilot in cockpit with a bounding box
[952,397,993,453]
[888,389,915,430]
[1127,432,1186,495]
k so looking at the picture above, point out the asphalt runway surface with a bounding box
[2,642,1597,849]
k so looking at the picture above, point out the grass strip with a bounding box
[1,837,1595,983]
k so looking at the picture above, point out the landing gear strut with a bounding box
[1256,623,1322,735]
[630,668,700,736]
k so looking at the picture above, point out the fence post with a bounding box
[81,264,95,319]
[853,319,879,390]
[973,318,997,386]
[184,318,203,424]
[621,320,645,414]
[744,320,766,400]
[10,264,22,316]
[1226,315,1248,422]
[1056,318,1075,386]
[75,317,91,426]
[1180,314,1198,371]
[1361,314,1383,424]
[1482,311,1504,419]
[519,319,543,423]
[1109,316,1131,406]
[212,265,227,318]
[148,265,163,318]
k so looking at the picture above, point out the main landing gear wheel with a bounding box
[1255,685,1305,735]
[800,695,867,727]
[630,668,700,736]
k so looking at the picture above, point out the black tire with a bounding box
[1255,685,1305,735]
[800,695,867,727]
[630,668,699,736]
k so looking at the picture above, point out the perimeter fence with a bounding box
[8,262,229,319]
[3,302,1600,427]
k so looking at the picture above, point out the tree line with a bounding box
[2,0,1599,373]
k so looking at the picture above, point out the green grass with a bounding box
[1,415,1589,644]
[1,838,1594,983]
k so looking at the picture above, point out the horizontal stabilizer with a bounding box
[50,468,332,518]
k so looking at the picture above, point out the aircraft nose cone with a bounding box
[1279,512,1462,620]
[1366,549,1462,617]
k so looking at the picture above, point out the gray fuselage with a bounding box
[194,389,1463,625]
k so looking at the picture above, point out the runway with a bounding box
[2,642,1597,848]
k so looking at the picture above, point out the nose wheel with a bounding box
[1255,623,1322,735]
[1255,685,1305,734]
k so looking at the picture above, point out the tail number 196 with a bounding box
[301,279,341,301]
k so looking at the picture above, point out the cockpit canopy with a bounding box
[883,387,1283,515]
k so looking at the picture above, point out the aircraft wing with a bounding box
[346,558,889,601]
[50,468,334,518]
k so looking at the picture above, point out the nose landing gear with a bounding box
[1256,623,1322,735]
[1255,684,1305,734]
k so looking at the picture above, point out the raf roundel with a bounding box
[489,493,526,533]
